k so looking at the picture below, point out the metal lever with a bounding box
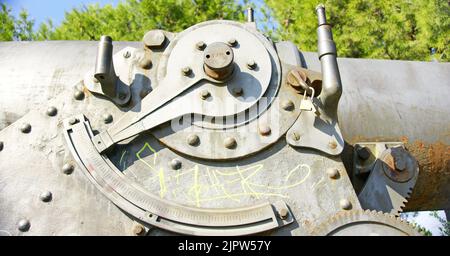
[316,4,342,117]
[95,36,118,98]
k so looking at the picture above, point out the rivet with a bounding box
[292,132,300,141]
[259,125,271,136]
[281,100,295,111]
[328,140,337,149]
[187,134,200,146]
[232,87,243,96]
[279,208,289,220]
[123,51,131,58]
[227,38,237,47]
[103,113,113,124]
[46,106,58,116]
[74,90,84,100]
[195,41,206,50]
[200,89,210,100]
[326,168,340,179]
[247,60,257,70]
[62,163,74,175]
[182,66,192,76]
[39,191,52,202]
[224,137,237,149]
[132,224,145,236]
[18,219,30,232]
[68,117,79,125]
[356,146,370,160]
[340,199,352,210]
[20,123,31,133]
[0,141,3,151]
[169,159,182,170]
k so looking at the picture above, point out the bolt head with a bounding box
[169,159,182,170]
[232,87,243,96]
[0,141,3,151]
[20,123,31,133]
[227,38,237,46]
[326,168,340,179]
[246,60,257,70]
[182,67,192,76]
[340,199,352,210]
[187,134,200,146]
[123,51,131,58]
[132,224,145,236]
[62,163,74,175]
[224,137,237,149]
[39,191,52,202]
[281,100,295,111]
[195,41,206,50]
[68,117,79,125]
[74,90,84,100]
[259,125,271,136]
[328,140,337,149]
[279,208,289,220]
[356,146,371,160]
[46,106,57,117]
[18,219,30,232]
[143,30,166,48]
[200,89,210,100]
[103,113,113,124]
[292,132,300,141]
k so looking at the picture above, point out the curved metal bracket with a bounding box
[64,115,293,235]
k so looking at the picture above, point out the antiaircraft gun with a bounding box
[0,5,449,236]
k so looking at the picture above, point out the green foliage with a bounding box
[0,3,34,41]
[430,211,450,236]
[35,0,245,41]
[264,0,449,61]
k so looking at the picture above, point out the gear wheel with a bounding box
[312,210,421,236]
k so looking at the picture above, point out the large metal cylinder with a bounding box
[0,41,448,211]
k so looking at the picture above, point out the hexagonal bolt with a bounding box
[279,208,289,220]
[200,89,210,100]
[232,87,243,96]
[143,30,166,48]
[227,38,238,47]
[259,125,271,136]
[181,66,192,76]
[73,90,85,100]
[224,137,237,149]
[326,168,340,179]
[187,134,200,146]
[102,113,113,124]
[123,51,131,58]
[339,199,352,210]
[62,163,74,175]
[68,117,79,125]
[132,224,146,236]
[39,191,52,202]
[195,41,206,50]
[169,159,182,170]
[18,219,30,232]
[46,106,58,117]
[0,141,3,151]
[20,123,31,133]
[246,60,257,70]
[281,100,294,111]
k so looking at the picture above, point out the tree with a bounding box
[35,0,245,41]
[0,3,34,41]
[264,0,449,61]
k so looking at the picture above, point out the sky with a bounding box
[1,0,448,236]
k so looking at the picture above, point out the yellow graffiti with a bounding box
[134,142,311,206]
